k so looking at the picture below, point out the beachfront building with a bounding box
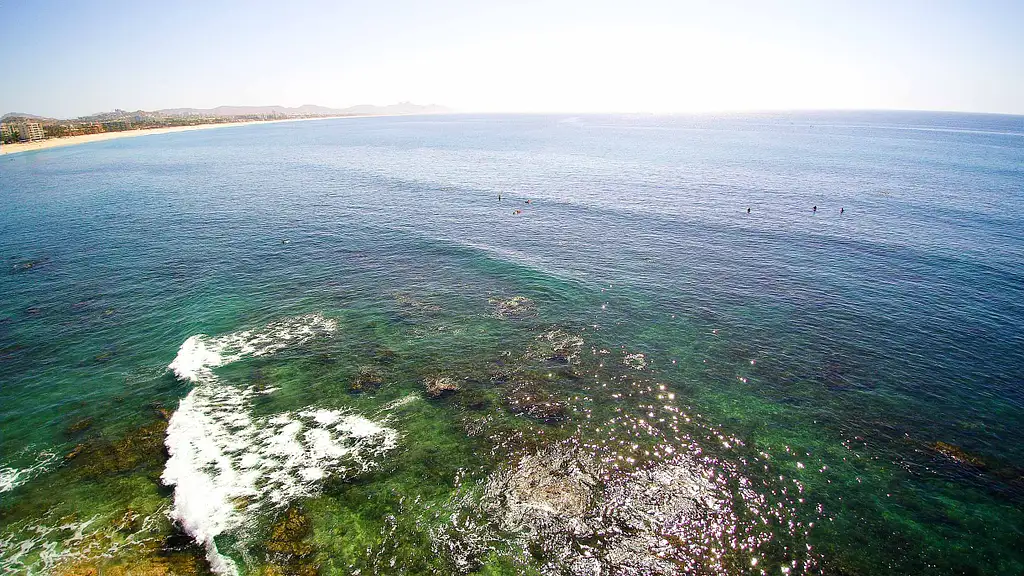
[16,121,46,142]
[0,123,15,140]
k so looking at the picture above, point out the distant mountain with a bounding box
[2,103,453,123]
[2,112,54,121]
[154,102,452,118]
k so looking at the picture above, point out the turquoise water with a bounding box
[1,112,1022,575]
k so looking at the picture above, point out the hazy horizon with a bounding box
[7,106,1024,123]
[2,0,1022,118]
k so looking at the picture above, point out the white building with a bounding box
[17,121,45,142]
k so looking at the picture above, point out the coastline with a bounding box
[0,115,347,156]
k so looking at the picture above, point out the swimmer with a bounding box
[813,206,817,213]
[840,207,844,214]
[747,207,751,214]
[498,194,501,201]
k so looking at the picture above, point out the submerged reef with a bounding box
[930,441,986,468]
[503,379,567,423]
[489,296,537,320]
[261,507,318,576]
[349,366,384,393]
[67,419,169,480]
[424,374,461,399]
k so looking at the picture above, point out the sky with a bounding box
[1,0,1022,117]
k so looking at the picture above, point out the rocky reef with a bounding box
[489,296,537,320]
[262,507,318,576]
[930,441,986,468]
[349,365,384,393]
[503,379,567,423]
[424,374,461,399]
[476,444,739,575]
[65,418,169,480]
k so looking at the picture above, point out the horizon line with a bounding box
[5,107,1024,122]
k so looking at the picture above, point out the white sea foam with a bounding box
[168,314,339,383]
[0,508,166,574]
[0,449,59,494]
[162,313,400,576]
[381,393,421,411]
[167,335,224,382]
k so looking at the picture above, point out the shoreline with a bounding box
[0,115,357,156]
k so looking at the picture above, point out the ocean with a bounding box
[1,112,1022,575]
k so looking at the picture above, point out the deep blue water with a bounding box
[1,112,1022,575]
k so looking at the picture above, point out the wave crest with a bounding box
[162,313,398,575]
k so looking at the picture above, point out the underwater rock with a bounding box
[108,556,207,576]
[11,257,51,273]
[72,419,169,478]
[0,343,25,361]
[115,509,142,533]
[505,451,595,519]
[64,417,94,437]
[71,297,99,311]
[622,352,647,370]
[349,366,384,393]
[931,441,986,468]
[490,296,537,320]
[504,381,566,423]
[57,553,207,576]
[262,507,318,576]
[55,565,100,576]
[314,352,337,365]
[821,361,848,389]
[481,447,599,550]
[265,507,315,558]
[456,388,491,410]
[476,445,733,576]
[394,293,442,312]
[373,346,398,364]
[48,522,209,576]
[260,564,317,576]
[424,374,461,398]
[531,329,585,364]
[65,444,85,461]
[154,406,174,422]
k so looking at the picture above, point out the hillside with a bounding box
[2,103,452,122]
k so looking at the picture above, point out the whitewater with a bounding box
[163,314,399,575]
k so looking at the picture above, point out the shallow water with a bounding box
[1,112,1022,575]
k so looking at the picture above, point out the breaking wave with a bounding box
[162,314,399,575]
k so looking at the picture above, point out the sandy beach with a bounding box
[0,116,344,156]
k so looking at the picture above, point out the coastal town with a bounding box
[0,102,450,153]
[2,109,332,145]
